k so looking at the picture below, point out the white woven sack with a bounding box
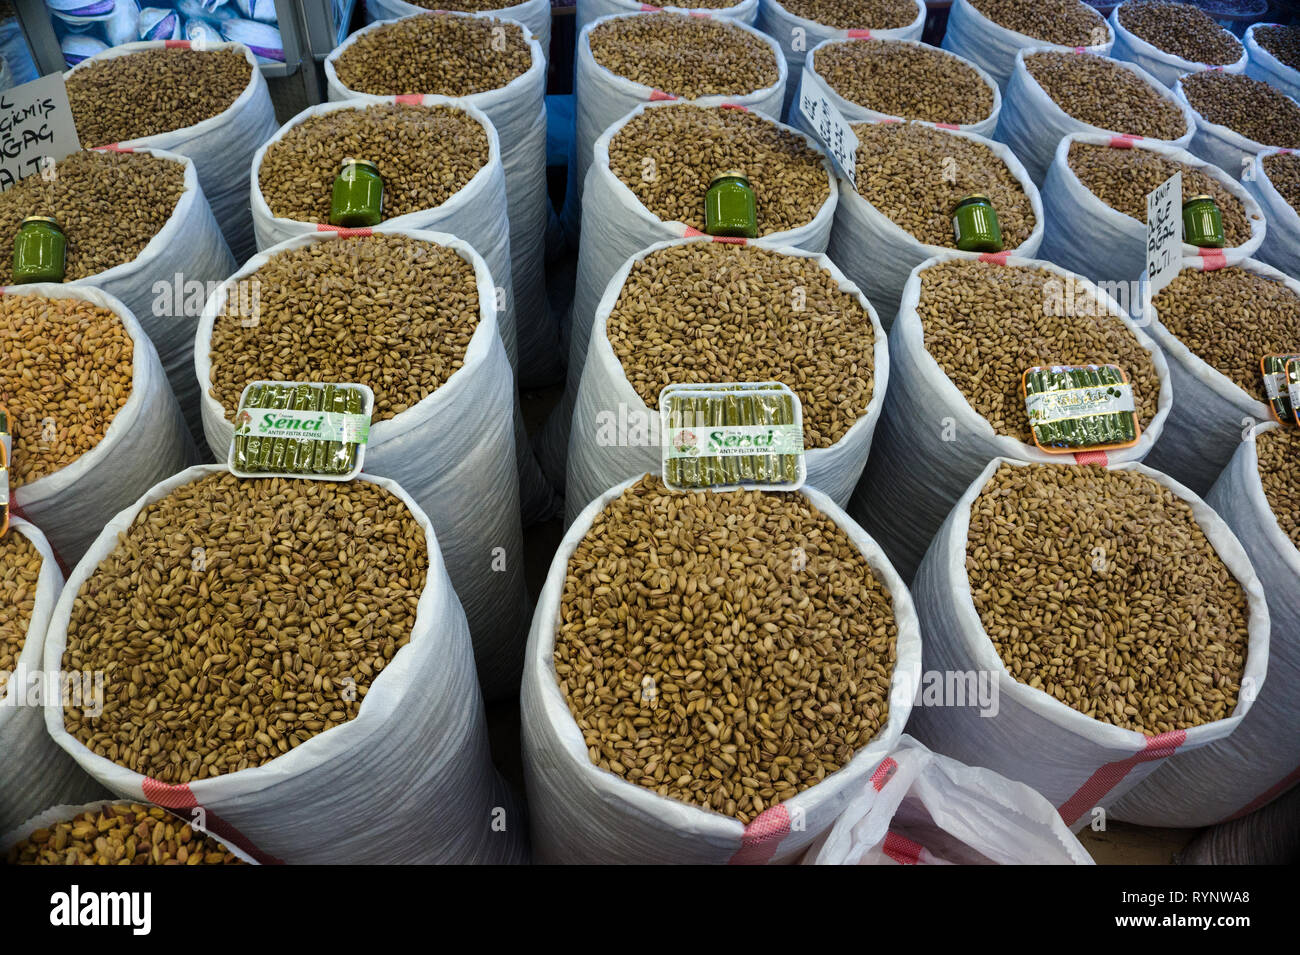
[757,0,924,119]
[63,146,233,442]
[994,47,1196,186]
[576,0,759,40]
[539,100,839,488]
[1244,147,1300,277]
[195,229,530,701]
[800,735,1093,864]
[250,97,517,366]
[522,473,922,864]
[364,0,551,60]
[565,236,889,523]
[0,519,106,836]
[44,464,528,864]
[942,0,1114,90]
[1136,256,1296,496]
[570,13,787,225]
[66,40,278,264]
[848,252,1173,583]
[1108,423,1300,827]
[1174,73,1296,178]
[9,284,193,568]
[906,456,1270,832]
[826,123,1043,329]
[1040,131,1266,286]
[326,15,556,389]
[2,799,256,864]
[1108,2,1248,88]
[1244,23,1300,102]
[790,37,1000,139]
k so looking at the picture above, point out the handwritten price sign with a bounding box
[0,74,82,192]
[1145,171,1182,299]
[799,68,858,189]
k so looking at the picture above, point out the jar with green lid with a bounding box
[705,171,759,239]
[1182,195,1225,249]
[12,216,67,285]
[329,159,384,228]
[952,194,1003,253]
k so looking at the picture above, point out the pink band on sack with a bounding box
[142,778,283,864]
[728,805,791,865]
[164,39,190,49]
[1056,730,1187,827]
[316,224,374,238]
[96,143,133,152]
[1074,46,1086,54]
[1207,65,1224,71]
[721,103,748,111]
[1074,450,1109,466]
[847,29,872,38]
[680,227,746,244]
[688,10,711,17]
[639,3,659,9]
[1224,765,1300,822]
[1109,134,1141,148]
[648,89,677,102]
[882,831,924,865]
[979,251,1010,265]
[394,93,424,105]
[934,122,960,130]
[870,757,899,791]
[1198,248,1228,270]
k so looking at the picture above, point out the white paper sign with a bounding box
[1145,171,1182,299]
[798,67,858,189]
[0,73,82,192]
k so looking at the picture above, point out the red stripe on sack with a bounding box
[1074,46,1085,53]
[683,226,706,237]
[394,93,424,105]
[1056,730,1187,827]
[316,224,373,238]
[1073,450,1109,466]
[96,143,133,152]
[728,805,791,865]
[720,103,748,111]
[711,236,747,245]
[1198,248,1228,270]
[870,757,899,791]
[1224,765,1300,822]
[1207,65,1224,71]
[846,29,872,38]
[164,39,190,49]
[882,831,924,865]
[688,10,711,17]
[648,89,677,102]
[1109,134,1141,148]
[935,122,960,130]
[141,778,284,865]
[879,116,902,124]
[979,251,1010,265]
[638,3,659,9]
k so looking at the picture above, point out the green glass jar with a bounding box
[1182,194,1225,248]
[12,216,67,285]
[329,159,384,228]
[705,171,759,238]
[952,194,1004,253]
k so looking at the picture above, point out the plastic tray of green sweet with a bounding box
[228,380,374,481]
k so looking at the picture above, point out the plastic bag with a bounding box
[800,735,1094,864]
[1174,74,1292,179]
[66,40,278,264]
[326,14,557,390]
[790,37,1001,139]
[1243,147,1300,277]
[565,236,889,523]
[994,46,1196,186]
[756,0,925,119]
[1244,23,1300,103]
[848,252,1172,583]
[826,123,1044,328]
[521,473,922,863]
[1136,256,1294,496]
[906,456,1270,832]
[540,101,839,489]
[1108,2,1247,88]
[942,0,1113,90]
[1040,131,1266,287]
[364,0,552,63]
[196,229,530,700]
[44,464,528,864]
[10,284,194,568]
[0,519,107,836]
[1107,423,1300,827]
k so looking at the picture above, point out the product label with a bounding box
[798,68,858,189]
[0,73,83,192]
[1022,364,1141,454]
[1026,384,1135,424]
[235,407,370,444]
[1289,359,1300,427]
[1261,354,1300,425]
[665,423,804,459]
